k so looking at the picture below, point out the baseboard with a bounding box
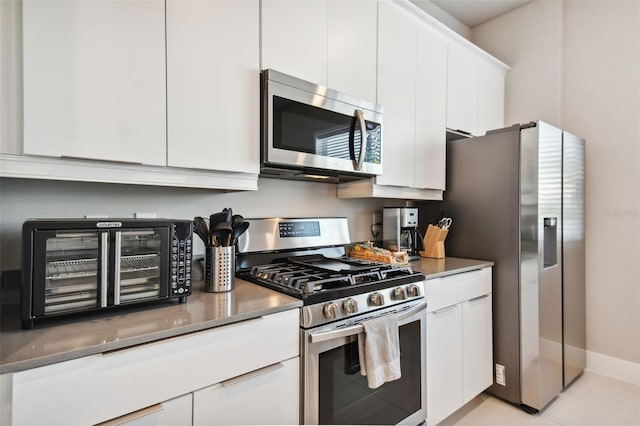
[586,350,640,386]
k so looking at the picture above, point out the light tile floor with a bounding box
[439,372,640,426]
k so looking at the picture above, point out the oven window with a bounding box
[318,321,421,425]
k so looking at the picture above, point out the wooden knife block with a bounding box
[420,224,448,259]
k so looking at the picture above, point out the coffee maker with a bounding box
[383,207,423,260]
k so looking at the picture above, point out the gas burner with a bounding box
[235,218,426,328]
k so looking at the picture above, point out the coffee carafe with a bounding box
[383,207,423,260]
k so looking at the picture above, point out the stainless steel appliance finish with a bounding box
[303,299,426,425]
[561,131,587,386]
[236,217,427,424]
[383,207,423,260]
[261,69,383,182]
[22,219,192,328]
[426,122,585,412]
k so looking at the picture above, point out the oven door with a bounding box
[302,300,427,425]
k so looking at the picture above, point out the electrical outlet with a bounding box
[495,363,506,386]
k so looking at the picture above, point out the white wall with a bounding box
[0,177,394,271]
[472,0,640,374]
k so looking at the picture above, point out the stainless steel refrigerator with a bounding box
[425,121,585,412]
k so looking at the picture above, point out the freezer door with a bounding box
[520,122,564,411]
[562,131,586,386]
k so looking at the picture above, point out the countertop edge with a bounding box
[1,298,302,375]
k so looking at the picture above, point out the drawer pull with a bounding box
[95,403,163,426]
[468,294,490,303]
[432,304,457,314]
[221,362,284,388]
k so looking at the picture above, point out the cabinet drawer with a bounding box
[426,267,491,312]
[97,394,192,426]
[193,357,299,425]
[11,309,299,426]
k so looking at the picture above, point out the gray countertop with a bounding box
[410,256,494,279]
[0,279,301,374]
[0,257,491,374]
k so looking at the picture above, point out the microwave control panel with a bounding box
[171,222,193,297]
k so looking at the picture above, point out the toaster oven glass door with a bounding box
[114,228,169,305]
[32,229,107,315]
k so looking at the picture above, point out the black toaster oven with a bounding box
[21,219,193,328]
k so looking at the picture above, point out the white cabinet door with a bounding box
[477,60,505,135]
[427,304,464,426]
[327,0,377,102]
[99,394,193,426]
[22,0,166,166]
[166,0,259,174]
[415,23,447,191]
[11,310,298,426]
[376,0,416,187]
[261,0,327,86]
[446,42,478,136]
[463,293,494,403]
[193,357,299,426]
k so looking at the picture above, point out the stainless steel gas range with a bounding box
[236,217,427,425]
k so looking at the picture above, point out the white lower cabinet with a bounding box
[193,357,299,425]
[426,268,493,425]
[5,309,299,426]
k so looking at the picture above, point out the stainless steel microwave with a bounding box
[21,219,193,328]
[261,69,383,182]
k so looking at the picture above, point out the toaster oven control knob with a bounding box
[368,292,385,307]
[323,302,339,320]
[406,284,421,298]
[342,298,358,314]
[392,287,408,300]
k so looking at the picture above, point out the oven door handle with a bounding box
[309,301,426,344]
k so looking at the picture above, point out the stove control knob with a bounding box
[343,298,358,314]
[323,302,339,320]
[406,284,421,298]
[392,287,408,300]
[368,292,385,307]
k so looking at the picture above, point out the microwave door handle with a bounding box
[114,231,121,305]
[349,109,367,171]
[100,231,108,308]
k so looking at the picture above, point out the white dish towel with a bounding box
[358,313,401,389]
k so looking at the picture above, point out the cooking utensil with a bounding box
[230,220,250,246]
[231,214,244,228]
[193,216,210,246]
[209,211,229,246]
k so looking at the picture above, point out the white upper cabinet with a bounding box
[338,0,448,198]
[22,0,166,166]
[415,23,447,191]
[477,58,506,135]
[327,0,378,102]
[375,0,417,188]
[446,42,479,135]
[261,0,377,101]
[166,0,260,174]
[261,0,328,86]
[447,40,507,136]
